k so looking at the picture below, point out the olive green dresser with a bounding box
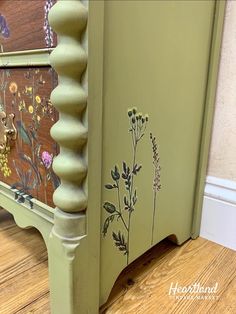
[0,0,225,313]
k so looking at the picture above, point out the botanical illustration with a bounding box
[150,133,161,244]
[102,107,162,263]
[0,13,10,52]
[0,68,59,208]
[44,0,55,48]
[102,107,149,265]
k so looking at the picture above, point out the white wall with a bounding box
[208,0,236,181]
[200,0,236,250]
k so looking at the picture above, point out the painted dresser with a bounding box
[0,1,225,313]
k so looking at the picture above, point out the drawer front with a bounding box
[0,0,56,53]
[0,67,59,208]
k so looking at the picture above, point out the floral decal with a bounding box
[150,133,161,244]
[102,107,162,263]
[0,68,60,208]
[9,82,17,94]
[44,0,54,48]
[0,14,10,38]
[42,151,53,169]
[0,146,11,177]
[0,13,10,52]
[102,107,149,264]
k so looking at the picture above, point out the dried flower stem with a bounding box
[126,108,148,263]
[150,133,161,245]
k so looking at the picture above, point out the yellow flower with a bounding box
[18,100,26,111]
[25,86,32,93]
[37,115,41,122]
[9,82,18,94]
[18,92,21,97]
[28,105,34,114]
[35,95,41,103]
[0,146,11,177]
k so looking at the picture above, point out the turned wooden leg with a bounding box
[48,209,99,314]
[47,1,98,313]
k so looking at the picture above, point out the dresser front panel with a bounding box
[0,67,59,208]
[0,0,56,53]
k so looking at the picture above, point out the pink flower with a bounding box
[42,151,53,169]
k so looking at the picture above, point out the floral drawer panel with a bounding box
[0,67,59,208]
[0,0,56,53]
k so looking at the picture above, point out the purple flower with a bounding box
[42,151,53,169]
[44,0,54,47]
[0,14,10,38]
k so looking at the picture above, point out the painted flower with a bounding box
[37,115,41,122]
[44,0,54,47]
[0,14,10,38]
[25,86,33,94]
[9,82,18,94]
[0,147,11,177]
[28,105,34,114]
[42,151,53,169]
[18,100,25,111]
[35,95,41,103]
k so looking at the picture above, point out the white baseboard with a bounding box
[200,176,236,251]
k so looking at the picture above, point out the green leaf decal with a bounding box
[111,165,120,181]
[16,121,31,145]
[112,231,128,255]
[105,184,114,190]
[103,202,116,214]
[102,215,115,237]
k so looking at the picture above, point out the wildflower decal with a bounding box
[42,151,53,169]
[0,68,60,208]
[150,133,161,244]
[9,82,18,94]
[0,14,10,52]
[102,107,150,265]
[44,0,54,47]
[0,146,11,177]
[102,107,162,263]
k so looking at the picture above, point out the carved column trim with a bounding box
[49,0,88,214]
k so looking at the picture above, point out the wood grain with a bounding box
[101,238,236,314]
[0,208,236,313]
[0,0,56,52]
[0,208,50,314]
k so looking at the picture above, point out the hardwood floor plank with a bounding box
[102,238,229,314]
[0,208,235,314]
[15,292,50,314]
[209,272,236,313]
[0,262,49,314]
[0,224,48,281]
[171,247,236,314]
[0,209,50,314]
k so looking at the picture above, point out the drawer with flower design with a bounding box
[0,0,56,53]
[0,67,59,208]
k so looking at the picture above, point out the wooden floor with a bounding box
[0,208,236,314]
[0,209,49,314]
